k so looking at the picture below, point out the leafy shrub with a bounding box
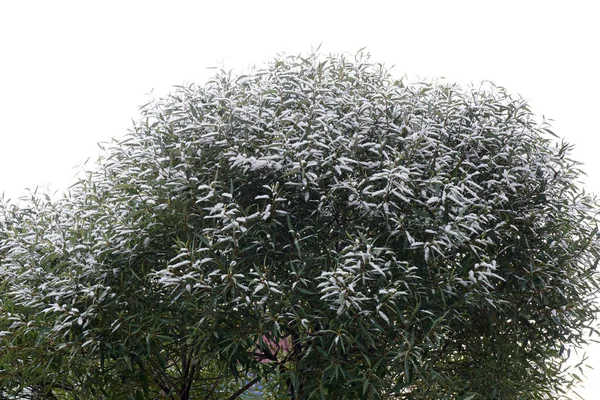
[1,51,599,399]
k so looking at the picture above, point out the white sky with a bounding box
[1,0,599,397]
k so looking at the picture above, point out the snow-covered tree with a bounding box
[1,52,599,399]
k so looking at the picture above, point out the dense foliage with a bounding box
[1,52,599,399]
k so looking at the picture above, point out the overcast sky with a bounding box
[1,1,599,397]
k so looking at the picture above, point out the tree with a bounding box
[1,51,599,399]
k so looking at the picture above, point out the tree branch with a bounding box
[226,376,261,400]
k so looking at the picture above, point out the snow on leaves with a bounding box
[1,51,599,398]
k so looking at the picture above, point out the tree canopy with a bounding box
[1,51,599,399]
